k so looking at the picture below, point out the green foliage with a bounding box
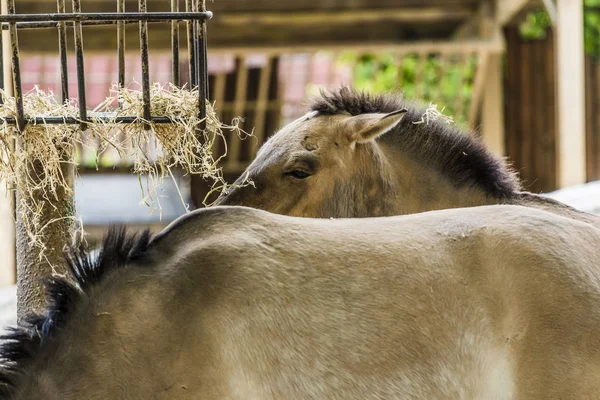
[585,4,600,57]
[519,2,600,58]
[342,3,600,126]
[339,52,478,126]
[519,9,552,40]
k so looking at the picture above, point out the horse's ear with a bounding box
[346,109,408,144]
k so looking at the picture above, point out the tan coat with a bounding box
[216,87,600,229]
[10,205,600,399]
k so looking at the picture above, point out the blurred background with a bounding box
[0,0,599,294]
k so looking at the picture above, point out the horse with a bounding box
[2,204,600,399]
[215,86,599,227]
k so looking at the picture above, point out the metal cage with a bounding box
[0,0,212,129]
[0,0,213,320]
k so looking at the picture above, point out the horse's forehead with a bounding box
[256,113,345,160]
[276,113,343,141]
[257,135,303,163]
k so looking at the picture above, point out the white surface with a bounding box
[75,173,189,225]
[544,180,600,215]
[0,285,16,334]
[555,0,587,187]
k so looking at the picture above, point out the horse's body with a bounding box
[216,87,600,228]
[2,205,600,399]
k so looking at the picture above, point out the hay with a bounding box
[412,102,454,126]
[0,83,251,261]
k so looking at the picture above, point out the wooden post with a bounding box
[468,51,490,127]
[15,161,75,322]
[555,0,586,187]
[11,0,76,322]
[0,0,15,288]
[498,0,533,25]
[481,52,505,157]
[227,56,248,171]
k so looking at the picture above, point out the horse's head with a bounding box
[216,89,407,218]
[217,86,519,217]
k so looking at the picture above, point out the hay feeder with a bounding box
[0,0,221,323]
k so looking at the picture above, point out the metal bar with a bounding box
[117,0,125,89]
[0,115,191,125]
[171,0,179,87]
[57,0,68,102]
[2,18,210,30]
[139,0,150,129]
[0,12,212,23]
[186,0,196,89]
[193,0,199,88]
[6,0,23,130]
[198,0,208,120]
[0,14,4,104]
[72,0,86,130]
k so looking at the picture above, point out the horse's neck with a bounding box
[384,153,496,214]
[386,153,600,224]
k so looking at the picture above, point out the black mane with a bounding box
[310,87,520,198]
[0,225,153,398]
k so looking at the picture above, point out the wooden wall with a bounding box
[585,56,600,181]
[504,26,557,193]
[503,26,600,193]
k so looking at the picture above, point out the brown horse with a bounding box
[2,204,600,399]
[216,87,599,227]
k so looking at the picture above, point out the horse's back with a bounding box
[150,205,600,399]
[15,205,600,399]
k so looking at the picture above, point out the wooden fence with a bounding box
[504,26,600,193]
[189,56,282,206]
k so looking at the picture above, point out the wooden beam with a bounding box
[468,51,490,128]
[481,52,505,157]
[498,0,534,25]
[18,0,481,13]
[211,70,226,120]
[18,37,506,58]
[227,56,248,170]
[16,18,469,53]
[542,0,558,25]
[250,56,273,158]
[216,7,474,26]
[206,37,506,56]
[13,2,477,53]
[555,0,586,187]
[453,52,471,120]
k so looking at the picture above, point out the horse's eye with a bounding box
[286,170,311,179]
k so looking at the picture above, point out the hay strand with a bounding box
[412,102,454,126]
[0,83,251,262]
